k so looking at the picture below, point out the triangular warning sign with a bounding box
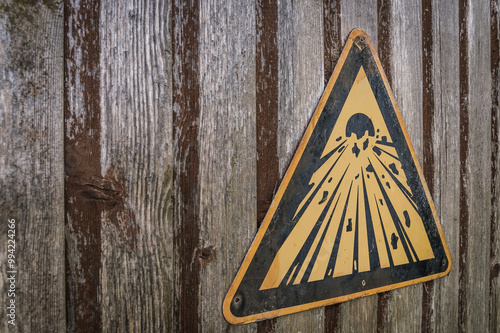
[223,29,451,325]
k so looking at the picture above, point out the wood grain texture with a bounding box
[99,1,173,332]
[0,1,65,332]
[64,0,103,330]
[172,0,201,332]
[276,0,324,331]
[459,0,492,332]
[255,1,278,331]
[385,1,424,332]
[341,0,378,49]
[197,0,257,332]
[337,2,379,332]
[491,1,500,331]
[426,0,461,331]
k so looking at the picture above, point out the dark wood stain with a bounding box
[323,0,342,85]
[376,1,392,331]
[421,0,435,331]
[323,1,342,329]
[422,0,435,199]
[376,291,390,333]
[64,1,102,331]
[377,0,392,85]
[172,0,201,332]
[324,303,341,333]
[490,0,500,331]
[256,0,279,331]
[458,0,470,332]
[421,280,435,333]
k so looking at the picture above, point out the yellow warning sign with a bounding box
[224,29,451,325]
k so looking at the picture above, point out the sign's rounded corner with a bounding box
[222,293,242,325]
[348,28,369,40]
[442,249,453,277]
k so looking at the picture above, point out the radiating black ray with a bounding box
[281,166,350,287]
[375,145,400,161]
[393,214,420,262]
[299,194,342,284]
[362,169,380,270]
[374,194,395,267]
[370,160,414,263]
[325,182,354,278]
[373,154,418,212]
[321,139,348,162]
[293,146,349,222]
[353,185,360,272]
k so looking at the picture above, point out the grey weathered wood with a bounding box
[385,1,425,332]
[337,2,379,332]
[197,1,257,332]
[99,1,173,331]
[491,3,500,331]
[0,1,498,332]
[276,0,325,331]
[461,0,492,332]
[341,0,378,49]
[0,2,65,332]
[429,0,461,331]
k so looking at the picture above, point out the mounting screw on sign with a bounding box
[223,29,451,325]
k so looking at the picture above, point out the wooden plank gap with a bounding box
[458,0,470,332]
[323,1,342,330]
[172,0,201,332]
[323,0,342,85]
[377,0,392,85]
[256,0,279,331]
[324,303,341,333]
[64,1,102,331]
[376,1,392,331]
[421,0,436,330]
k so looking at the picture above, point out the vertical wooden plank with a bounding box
[385,1,424,331]
[276,0,324,331]
[490,2,500,332]
[337,2,379,332]
[99,1,173,331]
[459,0,492,332]
[0,2,65,332]
[64,0,102,331]
[172,0,201,332]
[197,0,257,332]
[427,0,461,331]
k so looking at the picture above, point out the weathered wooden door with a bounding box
[1,0,499,332]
